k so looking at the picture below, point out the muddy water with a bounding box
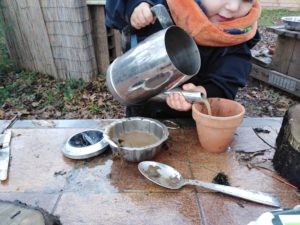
[118,131,159,147]
[144,165,180,188]
[202,99,212,116]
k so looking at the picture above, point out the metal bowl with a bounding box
[282,16,300,31]
[63,130,109,159]
[104,117,169,162]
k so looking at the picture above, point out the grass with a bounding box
[259,9,300,27]
[0,70,85,106]
[0,69,123,119]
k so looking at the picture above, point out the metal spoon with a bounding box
[138,161,281,208]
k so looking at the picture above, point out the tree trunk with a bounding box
[273,104,300,190]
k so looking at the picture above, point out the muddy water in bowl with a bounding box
[104,117,169,162]
[118,131,160,148]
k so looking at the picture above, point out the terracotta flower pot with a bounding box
[192,98,245,153]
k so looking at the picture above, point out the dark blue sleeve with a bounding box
[198,44,252,100]
[105,0,128,30]
[105,0,166,30]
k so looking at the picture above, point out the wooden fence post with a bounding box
[89,5,122,75]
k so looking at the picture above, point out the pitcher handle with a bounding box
[121,4,173,51]
[150,4,174,29]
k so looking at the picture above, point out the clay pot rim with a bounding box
[192,98,245,121]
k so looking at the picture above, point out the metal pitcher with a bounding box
[106,4,201,106]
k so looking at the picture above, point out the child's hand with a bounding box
[130,2,156,30]
[166,83,207,111]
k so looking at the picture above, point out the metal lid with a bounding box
[62,130,109,159]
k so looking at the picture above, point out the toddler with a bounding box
[105,0,261,117]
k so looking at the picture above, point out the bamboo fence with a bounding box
[0,0,121,81]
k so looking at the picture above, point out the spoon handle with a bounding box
[185,179,281,207]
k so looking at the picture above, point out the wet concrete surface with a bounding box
[0,118,299,225]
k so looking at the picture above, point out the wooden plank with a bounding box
[107,29,122,63]
[267,26,300,40]
[86,0,106,5]
[113,30,122,57]
[287,40,300,79]
[270,35,296,74]
[89,5,109,75]
[250,64,300,97]
[251,56,271,68]
[250,63,270,81]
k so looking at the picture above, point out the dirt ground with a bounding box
[236,79,299,117]
[1,71,299,120]
[1,25,299,120]
[236,26,300,117]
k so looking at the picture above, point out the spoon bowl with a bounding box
[138,161,281,207]
[138,161,185,189]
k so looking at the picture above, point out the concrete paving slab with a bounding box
[0,121,12,133]
[5,118,283,129]
[0,118,299,225]
[197,191,299,225]
[255,126,279,148]
[231,127,271,152]
[55,192,203,225]
[0,128,87,192]
[0,192,60,213]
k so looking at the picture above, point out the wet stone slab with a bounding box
[0,118,299,225]
[189,151,292,193]
[0,192,59,213]
[197,191,299,225]
[63,156,194,194]
[0,129,90,193]
[55,192,203,225]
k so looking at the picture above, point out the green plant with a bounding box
[0,82,17,105]
[47,91,56,103]
[63,79,84,101]
[17,71,39,86]
[259,9,300,27]
[0,87,9,105]
[88,104,101,114]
